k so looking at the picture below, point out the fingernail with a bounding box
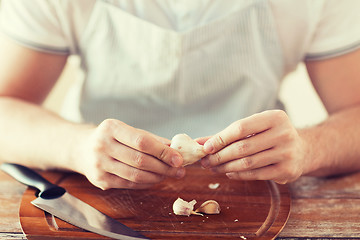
[176,168,185,178]
[226,172,236,179]
[201,158,210,168]
[204,140,214,153]
[171,155,182,167]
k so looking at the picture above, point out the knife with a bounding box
[0,163,149,240]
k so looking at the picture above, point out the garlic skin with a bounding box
[208,183,220,190]
[195,200,221,215]
[170,134,207,166]
[172,197,197,216]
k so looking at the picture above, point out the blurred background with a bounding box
[43,57,328,129]
[0,0,327,129]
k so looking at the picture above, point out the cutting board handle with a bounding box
[0,163,65,199]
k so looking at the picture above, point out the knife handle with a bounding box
[0,163,66,199]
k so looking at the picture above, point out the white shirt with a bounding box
[1,0,360,138]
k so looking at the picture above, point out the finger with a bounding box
[95,173,155,190]
[225,164,279,182]
[201,129,276,168]
[102,158,164,184]
[211,148,279,173]
[195,136,211,145]
[107,120,183,167]
[107,138,185,178]
[225,164,292,184]
[149,133,171,146]
[203,111,282,154]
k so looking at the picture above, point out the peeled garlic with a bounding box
[195,200,221,215]
[170,134,207,166]
[172,198,221,216]
[172,197,197,216]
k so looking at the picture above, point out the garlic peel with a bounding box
[195,200,221,215]
[170,134,207,166]
[172,197,197,216]
[208,183,220,190]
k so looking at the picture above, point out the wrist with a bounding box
[62,122,96,174]
[298,125,332,176]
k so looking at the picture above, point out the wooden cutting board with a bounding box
[19,165,291,240]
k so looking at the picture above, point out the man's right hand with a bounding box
[74,119,185,190]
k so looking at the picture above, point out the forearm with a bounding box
[300,104,360,177]
[0,97,94,171]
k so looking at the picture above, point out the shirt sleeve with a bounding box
[0,0,70,55]
[305,0,360,61]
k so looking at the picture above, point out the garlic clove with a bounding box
[172,197,197,216]
[170,134,207,166]
[195,200,221,215]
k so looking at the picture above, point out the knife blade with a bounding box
[0,163,149,240]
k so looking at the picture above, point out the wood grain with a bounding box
[278,173,360,239]
[4,169,360,239]
[0,172,26,233]
[19,166,291,240]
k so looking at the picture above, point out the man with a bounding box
[0,0,360,189]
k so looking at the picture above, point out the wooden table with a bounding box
[2,170,360,240]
